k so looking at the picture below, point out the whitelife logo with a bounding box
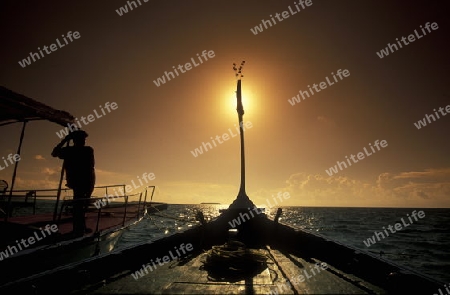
[0,153,21,171]
[0,224,58,261]
[93,172,155,209]
[376,22,439,59]
[414,104,450,130]
[250,0,313,35]
[325,140,388,176]
[55,102,118,139]
[363,210,425,247]
[131,243,193,280]
[115,0,149,16]
[153,50,215,87]
[190,121,253,157]
[433,284,450,295]
[228,192,291,228]
[18,31,81,68]
[288,69,350,106]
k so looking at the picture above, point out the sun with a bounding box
[221,82,257,120]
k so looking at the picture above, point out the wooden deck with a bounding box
[7,206,140,233]
[0,202,167,288]
[0,208,443,295]
[87,245,384,294]
[0,204,146,251]
[2,202,166,237]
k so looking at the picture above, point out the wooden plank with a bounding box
[92,245,290,294]
[267,246,386,294]
[91,243,387,294]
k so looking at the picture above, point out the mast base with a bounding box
[228,193,255,209]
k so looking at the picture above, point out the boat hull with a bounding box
[0,208,445,294]
[0,217,139,286]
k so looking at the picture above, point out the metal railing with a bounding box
[0,187,66,220]
[1,185,156,234]
[55,185,155,234]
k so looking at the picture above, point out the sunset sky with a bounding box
[1,0,449,207]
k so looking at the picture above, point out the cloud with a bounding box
[13,176,60,190]
[34,155,45,160]
[277,168,450,207]
[42,167,57,176]
[375,169,450,204]
[4,163,449,207]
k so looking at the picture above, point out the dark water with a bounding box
[116,205,450,283]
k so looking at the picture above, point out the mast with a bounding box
[230,61,254,208]
[235,64,246,196]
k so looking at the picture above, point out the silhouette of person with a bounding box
[52,130,95,235]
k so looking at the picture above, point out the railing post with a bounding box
[274,208,283,224]
[137,192,142,220]
[122,195,128,226]
[95,206,102,233]
[33,191,37,215]
[6,121,27,221]
[144,187,148,205]
[53,141,68,222]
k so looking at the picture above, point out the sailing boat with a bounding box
[0,66,446,294]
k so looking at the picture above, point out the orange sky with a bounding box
[1,0,450,207]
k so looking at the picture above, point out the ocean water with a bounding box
[116,205,450,284]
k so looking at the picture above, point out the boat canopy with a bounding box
[0,86,75,127]
[0,86,75,220]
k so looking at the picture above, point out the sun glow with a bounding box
[221,81,257,120]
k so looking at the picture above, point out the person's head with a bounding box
[71,130,88,146]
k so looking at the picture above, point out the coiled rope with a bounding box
[203,241,268,280]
